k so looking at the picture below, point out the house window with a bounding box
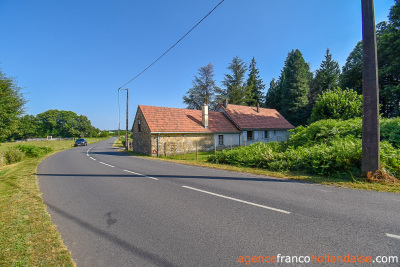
[138,119,141,132]
[264,131,269,139]
[218,135,224,145]
[247,131,254,140]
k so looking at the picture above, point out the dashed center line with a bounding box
[182,186,291,214]
[90,157,96,161]
[123,170,158,180]
[99,162,114,168]
[386,233,400,239]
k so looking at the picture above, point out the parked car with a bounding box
[74,138,88,147]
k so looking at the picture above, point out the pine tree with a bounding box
[221,56,248,105]
[309,49,341,103]
[264,78,280,109]
[340,41,363,94]
[183,63,220,110]
[279,49,312,126]
[246,57,265,106]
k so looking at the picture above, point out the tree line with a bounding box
[0,68,101,141]
[13,110,101,140]
[183,0,400,127]
[183,57,265,110]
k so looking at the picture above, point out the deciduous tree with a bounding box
[0,69,26,141]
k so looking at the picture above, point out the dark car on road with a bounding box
[74,138,88,147]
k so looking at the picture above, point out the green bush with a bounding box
[120,137,126,147]
[4,148,25,164]
[100,131,109,137]
[288,117,400,149]
[208,142,284,168]
[15,144,51,158]
[287,118,362,148]
[380,141,400,178]
[380,117,400,148]
[309,87,363,123]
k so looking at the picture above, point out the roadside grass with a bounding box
[0,138,106,266]
[121,148,400,193]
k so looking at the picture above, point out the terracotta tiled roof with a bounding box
[138,105,240,133]
[218,104,294,130]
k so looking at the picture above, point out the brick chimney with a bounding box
[202,104,209,129]
[257,103,260,113]
[223,99,229,109]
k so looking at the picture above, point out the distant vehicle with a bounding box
[74,138,88,147]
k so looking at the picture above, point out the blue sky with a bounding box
[0,0,395,130]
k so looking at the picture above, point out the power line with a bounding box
[118,0,225,89]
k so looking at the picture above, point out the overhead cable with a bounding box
[118,0,225,89]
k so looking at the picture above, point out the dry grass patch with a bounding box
[366,168,400,185]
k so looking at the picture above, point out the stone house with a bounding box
[132,105,240,156]
[215,100,295,146]
[132,102,294,156]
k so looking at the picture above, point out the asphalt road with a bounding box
[38,137,400,266]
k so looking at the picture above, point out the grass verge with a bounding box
[0,138,106,266]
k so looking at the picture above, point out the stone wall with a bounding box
[150,133,215,157]
[132,109,152,155]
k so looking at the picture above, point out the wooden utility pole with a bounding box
[118,90,121,139]
[119,88,129,150]
[361,0,380,173]
[125,88,129,151]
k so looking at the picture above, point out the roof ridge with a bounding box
[140,105,223,113]
[224,103,277,111]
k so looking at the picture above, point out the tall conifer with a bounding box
[221,56,248,105]
[309,49,341,103]
[279,49,311,126]
[246,57,265,106]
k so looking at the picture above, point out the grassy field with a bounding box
[0,138,105,266]
[0,138,104,155]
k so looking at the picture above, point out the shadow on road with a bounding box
[88,151,131,157]
[45,202,176,267]
[37,173,312,184]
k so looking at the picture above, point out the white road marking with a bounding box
[87,148,92,157]
[99,162,114,168]
[123,170,141,175]
[89,157,96,161]
[123,170,158,180]
[386,233,400,239]
[182,186,291,214]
